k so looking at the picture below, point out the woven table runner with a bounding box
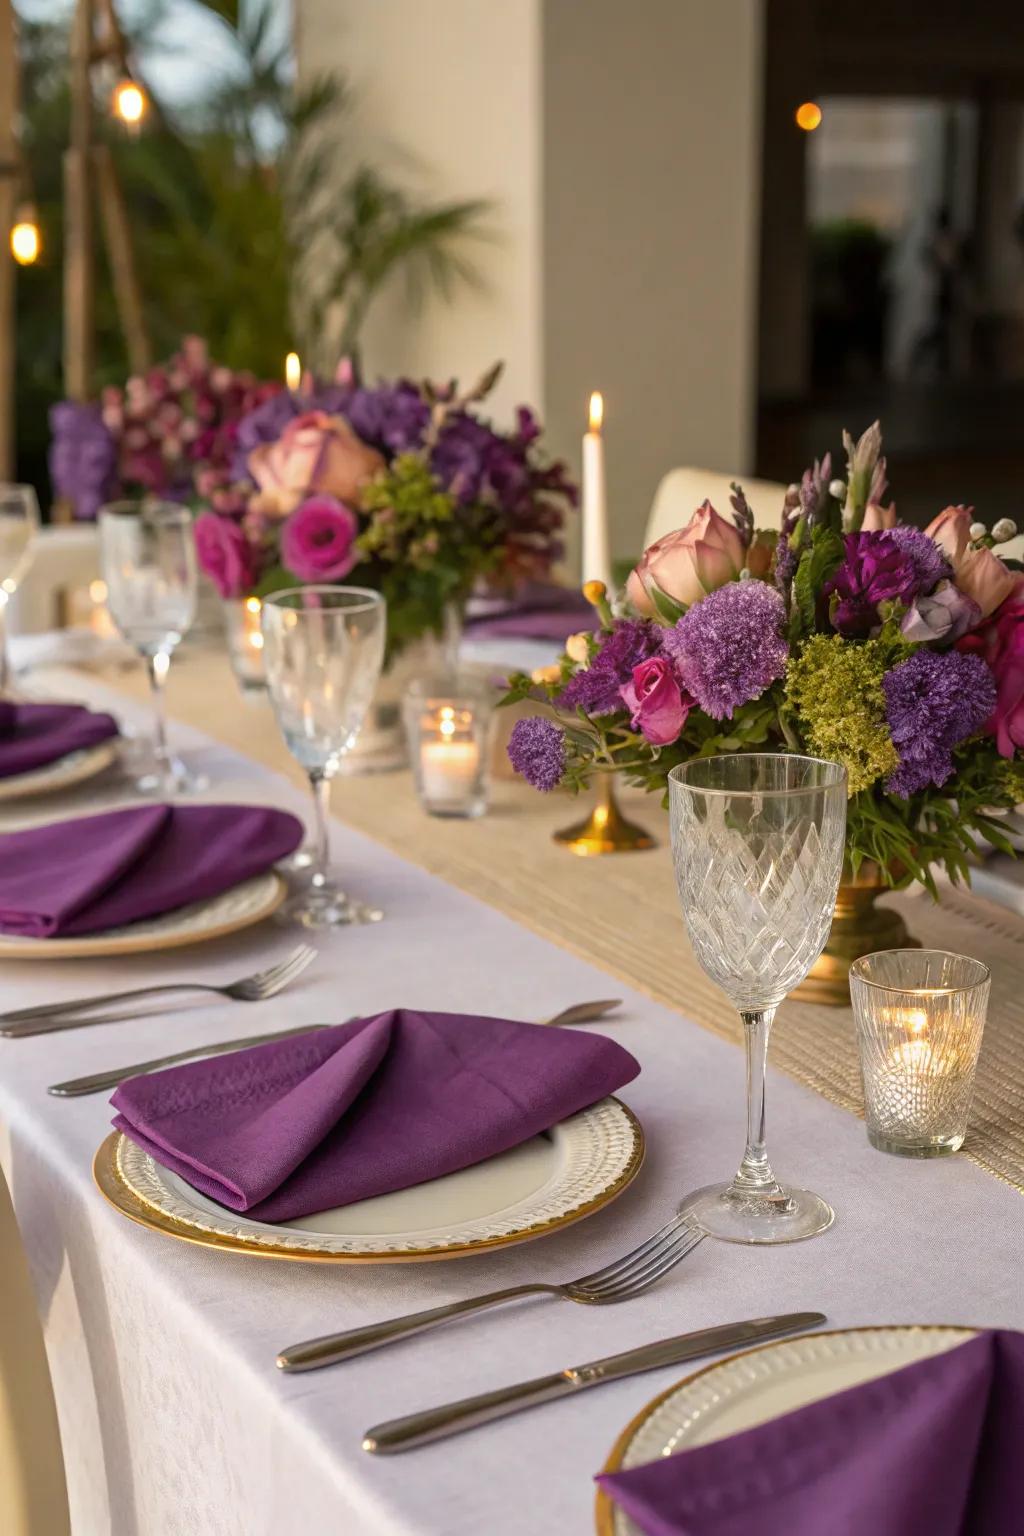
[64,648,1024,1195]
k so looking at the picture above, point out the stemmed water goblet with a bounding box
[0,484,40,695]
[99,500,203,794]
[669,753,847,1243]
[261,586,387,928]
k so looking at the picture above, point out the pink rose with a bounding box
[627,501,745,615]
[195,512,260,599]
[955,545,1018,620]
[861,501,897,531]
[958,585,1024,756]
[925,505,973,563]
[620,656,690,745]
[248,411,384,519]
[280,496,361,583]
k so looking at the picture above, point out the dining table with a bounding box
[2,640,1024,1535]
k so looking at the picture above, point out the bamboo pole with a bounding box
[0,0,17,479]
[63,0,95,405]
[93,143,150,374]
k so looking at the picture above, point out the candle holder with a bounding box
[224,596,267,694]
[403,679,491,818]
[850,949,990,1158]
[553,774,655,856]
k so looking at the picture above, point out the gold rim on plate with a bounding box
[593,1323,978,1536]
[0,739,121,802]
[93,1099,645,1264]
[0,872,286,958]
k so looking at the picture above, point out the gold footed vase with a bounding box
[794,860,920,1006]
[553,775,655,856]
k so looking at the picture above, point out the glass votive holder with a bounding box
[850,949,990,1158]
[403,679,491,819]
[224,596,267,693]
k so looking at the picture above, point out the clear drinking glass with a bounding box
[669,753,847,1243]
[850,950,990,1158]
[262,586,386,927]
[99,501,199,794]
[0,484,40,694]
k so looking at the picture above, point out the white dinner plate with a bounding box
[0,739,120,802]
[95,1095,645,1263]
[597,1324,977,1536]
[0,871,286,958]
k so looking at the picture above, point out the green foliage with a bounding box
[788,525,845,641]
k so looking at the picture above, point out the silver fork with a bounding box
[276,1214,705,1372]
[0,945,318,1037]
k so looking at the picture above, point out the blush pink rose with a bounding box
[620,656,690,745]
[627,500,745,615]
[955,545,1019,620]
[248,411,384,518]
[280,496,360,582]
[861,501,897,531]
[925,505,973,563]
[958,585,1024,756]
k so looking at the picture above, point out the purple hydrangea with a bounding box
[345,382,432,454]
[48,402,118,520]
[663,580,788,720]
[507,717,566,791]
[882,650,997,797]
[888,526,950,594]
[557,619,662,716]
[824,531,921,636]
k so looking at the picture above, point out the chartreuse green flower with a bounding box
[785,634,898,794]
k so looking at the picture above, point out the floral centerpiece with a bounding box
[504,424,1024,992]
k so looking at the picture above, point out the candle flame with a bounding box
[89,579,108,604]
[245,595,261,614]
[588,392,603,433]
[285,352,301,391]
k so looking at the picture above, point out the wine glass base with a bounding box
[680,1181,834,1245]
[276,886,384,930]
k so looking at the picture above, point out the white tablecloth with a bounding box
[2,676,1023,1536]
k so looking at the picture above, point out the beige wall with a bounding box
[295,0,764,563]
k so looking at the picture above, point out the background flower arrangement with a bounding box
[505,423,1024,895]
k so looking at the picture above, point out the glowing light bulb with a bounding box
[795,102,822,132]
[112,79,147,127]
[10,211,41,266]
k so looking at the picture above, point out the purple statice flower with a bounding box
[824,531,920,637]
[507,717,566,791]
[48,402,118,520]
[663,580,788,720]
[888,526,950,594]
[557,619,662,716]
[882,650,997,797]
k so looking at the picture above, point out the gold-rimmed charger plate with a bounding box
[0,871,286,958]
[94,1096,645,1264]
[595,1324,977,1535]
[0,739,120,802]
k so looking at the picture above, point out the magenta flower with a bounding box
[824,532,921,636]
[620,657,691,745]
[280,496,360,583]
[194,513,261,599]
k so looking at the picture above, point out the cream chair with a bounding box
[644,466,788,550]
[8,524,102,635]
[0,1165,71,1536]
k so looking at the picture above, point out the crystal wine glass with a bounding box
[99,501,200,794]
[0,484,40,694]
[669,753,847,1243]
[261,586,386,927]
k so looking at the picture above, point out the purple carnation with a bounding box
[888,526,950,594]
[507,717,566,791]
[48,402,118,520]
[824,531,921,636]
[557,619,662,716]
[663,580,788,720]
[882,650,997,797]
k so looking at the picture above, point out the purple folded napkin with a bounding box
[464,582,594,642]
[0,803,303,938]
[0,700,119,779]
[597,1330,1024,1536]
[111,1008,640,1221]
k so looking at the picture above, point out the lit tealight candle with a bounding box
[420,706,481,800]
[582,391,613,592]
[891,1008,933,1072]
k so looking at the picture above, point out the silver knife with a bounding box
[362,1311,825,1454]
[47,1023,331,1097]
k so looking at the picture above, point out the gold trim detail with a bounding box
[594,1323,978,1536]
[93,1099,645,1265]
[0,739,121,802]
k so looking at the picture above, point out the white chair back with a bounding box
[644,466,787,550]
[0,1166,70,1536]
[8,524,101,635]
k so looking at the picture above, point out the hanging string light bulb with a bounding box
[111,77,147,131]
[10,204,41,266]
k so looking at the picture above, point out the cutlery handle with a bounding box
[1,984,209,1035]
[363,1371,575,1454]
[277,1284,553,1373]
[49,1024,330,1097]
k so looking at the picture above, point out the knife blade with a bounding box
[362,1310,826,1454]
[47,1023,331,1097]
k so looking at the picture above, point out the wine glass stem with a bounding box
[146,651,171,785]
[308,771,332,890]
[730,1007,786,1200]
